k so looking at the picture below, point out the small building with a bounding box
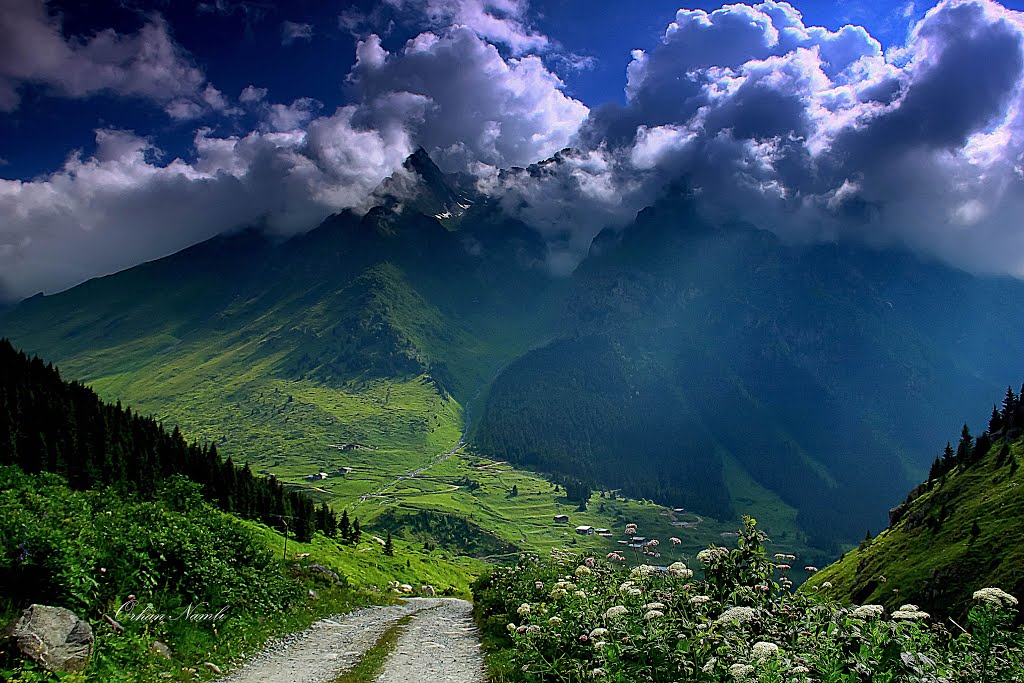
[305,472,328,481]
[575,525,595,535]
[553,514,570,524]
[595,528,610,534]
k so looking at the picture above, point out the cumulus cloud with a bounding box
[0,117,413,299]
[7,0,1024,297]
[239,85,268,104]
[348,28,587,172]
[489,0,1024,279]
[0,0,226,118]
[0,23,588,298]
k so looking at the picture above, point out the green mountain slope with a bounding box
[7,152,1024,564]
[476,193,1024,551]
[806,403,1024,617]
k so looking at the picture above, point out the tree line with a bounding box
[0,339,357,543]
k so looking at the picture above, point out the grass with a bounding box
[330,614,413,683]
[805,437,1024,616]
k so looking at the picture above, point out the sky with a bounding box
[2,0,1024,299]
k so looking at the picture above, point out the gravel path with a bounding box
[374,598,484,683]
[217,598,483,683]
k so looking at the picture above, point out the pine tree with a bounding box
[956,424,973,465]
[352,518,362,543]
[510,484,518,497]
[928,457,943,481]
[1003,386,1017,427]
[942,442,956,469]
[339,509,352,542]
[989,405,1004,435]
[384,532,394,557]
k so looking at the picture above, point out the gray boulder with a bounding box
[151,640,172,659]
[2,604,94,673]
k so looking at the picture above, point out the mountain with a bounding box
[5,150,1024,560]
[474,192,1024,549]
[805,388,1024,618]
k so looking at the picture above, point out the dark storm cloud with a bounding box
[490,0,1024,278]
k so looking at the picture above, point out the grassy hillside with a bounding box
[805,434,1024,617]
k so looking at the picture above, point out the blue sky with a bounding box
[3,0,1024,299]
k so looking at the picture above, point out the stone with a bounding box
[152,640,172,659]
[2,604,94,673]
[419,585,437,596]
[305,564,343,586]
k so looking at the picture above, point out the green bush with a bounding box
[0,466,368,682]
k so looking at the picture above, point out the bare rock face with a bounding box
[2,604,94,673]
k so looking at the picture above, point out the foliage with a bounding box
[473,518,1024,682]
[0,466,375,682]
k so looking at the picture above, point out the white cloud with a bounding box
[239,85,268,104]
[0,21,589,298]
[349,27,587,171]
[0,0,224,117]
[512,0,1024,280]
[382,0,548,54]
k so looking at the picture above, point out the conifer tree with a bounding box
[384,532,394,557]
[942,442,956,469]
[989,405,1004,435]
[339,509,352,542]
[956,424,973,464]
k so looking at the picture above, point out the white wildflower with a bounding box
[574,590,587,598]
[628,588,643,597]
[604,605,628,619]
[550,588,568,600]
[630,564,655,578]
[591,667,607,678]
[689,595,711,605]
[973,587,1019,608]
[548,616,562,625]
[751,641,779,660]
[701,658,717,673]
[892,605,930,621]
[642,602,666,610]
[644,610,664,620]
[717,606,757,625]
[593,640,607,648]
[575,565,593,577]
[792,666,809,674]
[588,627,608,638]
[619,581,635,593]
[517,603,531,616]
[729,663,755,680]
[851,604,885,619]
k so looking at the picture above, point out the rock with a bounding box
[399,584,414,594]
[152,640,172,659]
[204,661,222,674]
[419,585,437,597]
[2,604,94,673]
[306,564,343,586]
